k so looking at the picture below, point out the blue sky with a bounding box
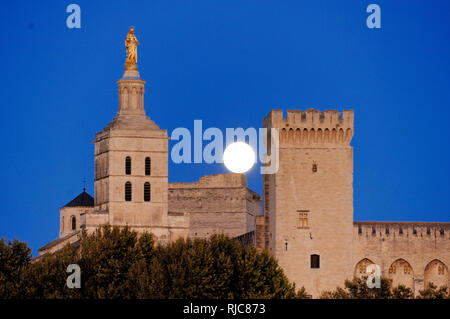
[1,0,449,254]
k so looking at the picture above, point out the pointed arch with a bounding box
[424,259,449,289]
[388,258,414,292]
[354,258,375,278]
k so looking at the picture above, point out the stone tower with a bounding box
[261,108,354,297]
[94,29,171,242]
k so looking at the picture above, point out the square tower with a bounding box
[263,108,354,297]
[94,51,170,242]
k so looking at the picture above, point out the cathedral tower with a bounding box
[262,108,354,297]
[94,28,170,242]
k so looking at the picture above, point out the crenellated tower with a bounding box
[261,108,354,297]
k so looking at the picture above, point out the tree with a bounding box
[320,277,415,299]
[1,227,307,299]
[0,238,31,298]
[417,283,449,299]
[391,284,414,299]
[20,244,80,298]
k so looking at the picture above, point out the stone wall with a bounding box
[353,221,450,295]
[168,174,261,239]
[60,207,94,237]
[261,108,355,298]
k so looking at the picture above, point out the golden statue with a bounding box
[125,27,139,70]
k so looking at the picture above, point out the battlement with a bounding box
[263,108,354,146]
[354,221,450,240]
[263,108,354,129]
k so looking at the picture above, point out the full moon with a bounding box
[223,142,256,173]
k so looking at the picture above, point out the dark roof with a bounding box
[63,190,94,207]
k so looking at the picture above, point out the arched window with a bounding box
[125,156,131,175]
[144,182,151,202]
[125,182,132,201]
[354,258,375,278]
[389,259,414,291]
[311,254,320,269]
[145,157,151,176]
[71,216,76,230]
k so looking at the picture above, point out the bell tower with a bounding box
[94,28,170,242]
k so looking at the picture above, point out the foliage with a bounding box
[320,276,415,299]
[391,284,414,299]
[417,283,449,299]
[0,227,306,299]
[0,238,32,298]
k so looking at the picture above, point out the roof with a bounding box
[63,189,94,207]
[37,230,80,252]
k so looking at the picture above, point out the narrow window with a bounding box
[385,227,389,235]
[372,227,376,235]
[71,216,76,230]
[145,157,151,176]
[144,182,151,202]
[311,254,320,269]
[358,225,362,234]
[359,264,366,274]
[125,156,131,175]
[399,227,403,235]
[413,228,417,235]
[440,229,444,236]
[125,182,132,201]
[426,227,431,235]
[298,211,309,229]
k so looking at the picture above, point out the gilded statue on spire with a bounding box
[125,27,139,70]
